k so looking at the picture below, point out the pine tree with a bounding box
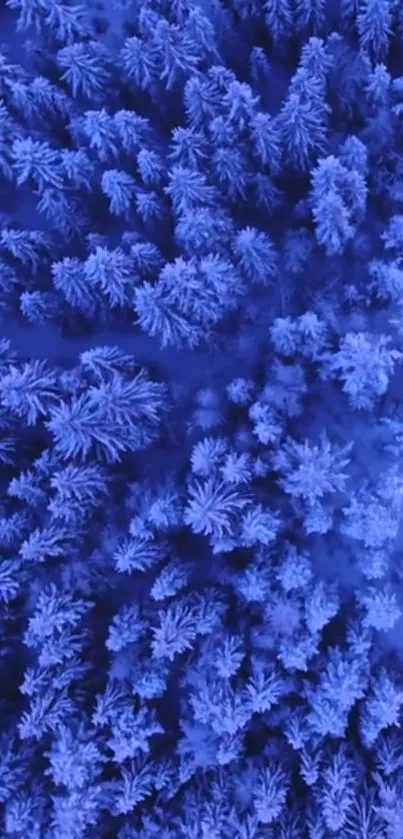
[176,207,234,256]
[184,70,228,128]
[359,585,402,631]
[151,601,200,660]
[339,135,369,175]
[114,759,155,814]
[250,111,282,172]
[137,149,165,186]
[106,605,146,653]
[227,377,255,405]
[29,75,72,120]
[114,110,150,153]
[324,332,402,409]
[211,146,250,201]
[1,228,51,273]
[169,126,207,169]
[135,280,205,349]
[190,436,229,477]
[0,511,29,548]
[360,670,403,746]
[84,246,136,308]
[246,657,287,713]
[101,170,137,218]
[276,546,313,593]
[220,452,253,485]
[114,536,166,574]
[12,138,63,190]
[365,61,391,106]
[369,258,403,301]
[107,703,164,763]
[320,749,356,832]
[57,42,111,99]
[20,290,61,325]
[61,149,94,191]
[79,346,138,381]
[47,371,167,461]
[299,38,332,84]
[45,723,104,792]
[52,256,97,314]
[19,524,73,564]
[305,580,340,633]
[79,109,119,162]
[36,188,85,239]
[264,0,293,44]
[185,6,220,61]
[7,0,88,40]
[307,647,368,737]
[278,93,327,170]
[152,18,201,89]
[0,559,22,603]
[135,188,166,224]
[184,477,250,539]
[0,105,18,181]
[48,464,109,523]
[5,0,43,31]
[185,75,221,128]
[129,241,162,276]
[44,0,89,42]
[24,584,92,651]
[343,788,386,839]
[310,154,367,254]
[165,166,218,213]
[273,434,352,504]
[222,80,259,130]
[313,192,355,255]
[8,469,48,508]
[7,80,38,123]
[188,669,249,736]
[357,0,392,62]
[233,227,278,285]
[253,764,289,824]
[240,504,280,546]
[0,360,60,425]
[135,254,243,349]
[295,0,327,32]
[120,36,159,90]
[151,559,192,601]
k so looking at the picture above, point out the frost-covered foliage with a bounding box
[0,0,403,835]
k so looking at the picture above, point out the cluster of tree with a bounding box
[1,0,403,837]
